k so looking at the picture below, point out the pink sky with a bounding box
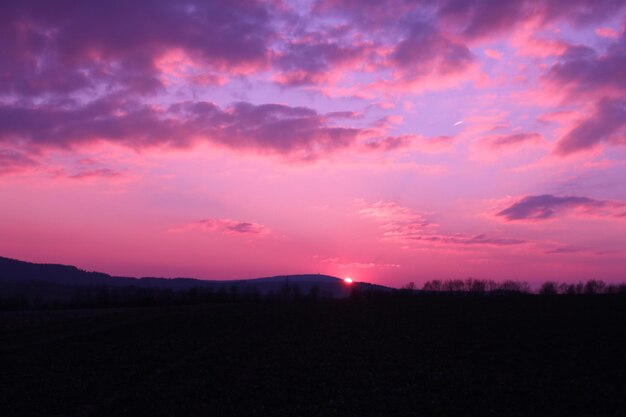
[1,0,626,287]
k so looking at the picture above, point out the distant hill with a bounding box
[0,256,391,299]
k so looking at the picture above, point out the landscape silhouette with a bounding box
[1,255,626,416]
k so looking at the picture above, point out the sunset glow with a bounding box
[1,0,625,286]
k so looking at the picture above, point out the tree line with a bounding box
[415,278,626,295]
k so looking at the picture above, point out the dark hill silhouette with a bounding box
[0,256,391,299]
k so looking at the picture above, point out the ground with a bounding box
[1,295,625,416]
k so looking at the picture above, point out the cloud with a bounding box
[359,201,524,248]
[497,194,626,221]
[275,40,370,86]
[545,245,586,254]
[470,132,546,162]
[363,136,412,152]
[319,257,400,269]
[176,218,270,236]
[364,135,455,154]
[555,98,626,155]
[596,27,620,38]
[3,97,467,162]
[0,98,363,160]
[0,0,275,97]
[0,149,38,175]
[484,49,503,60]
[438,0,625,39]
[2,0,624,101]
[315,0,626,40]
[543,43,626,101]
[482,132,543,149]
[66,169,123,180]
[539,31,626,154]
[391,22,475,80]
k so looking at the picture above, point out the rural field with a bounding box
[2,295,625,417]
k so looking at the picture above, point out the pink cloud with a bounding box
[596,27,619,38]
[512,34,570,57]
[0,149,38,175]
[359,201,524,248]
[484,49,503,60]
[319,257,400,269]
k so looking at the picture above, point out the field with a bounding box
[1,295,625,416]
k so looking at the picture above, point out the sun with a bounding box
[343,277,353,284]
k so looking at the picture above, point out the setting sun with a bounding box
[344,278,353,284]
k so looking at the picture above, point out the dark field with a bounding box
[1,296,625,416]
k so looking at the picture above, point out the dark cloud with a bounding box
[414,234,525,246]
[182,102,361,157]
[275,41,368,86]
[544,43,626,100]
[438,0,531,40]
[195,218,269,235]
[497,194,620,221]
[0,99,361,159]
[315,0,626,37]
[439,0,625,39]
[556,98,626,154]
[309,0,625,88]
[542,32,626,154]
[0,0,275,96]
[545,245,585,254]
[461,234,525,246]
[2,0,624,99]
[392,22,474,77]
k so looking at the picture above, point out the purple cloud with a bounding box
[0,98,362,159]
[0,0,274,96]
[497,194,625,221]
[315,0,626,38]
[275,41,369,86]
[439,0,625,39]
[392,22,474,78]
[195,218,270,236]
[542,33,626,154]
[544,41,626,99]
[556,98,626,154]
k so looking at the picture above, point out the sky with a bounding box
[1,0,626,287]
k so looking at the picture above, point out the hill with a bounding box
[0,256,391,304]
